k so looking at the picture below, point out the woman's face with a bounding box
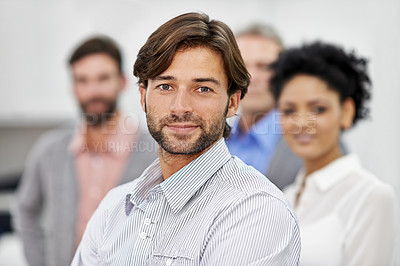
[278,74,353,163]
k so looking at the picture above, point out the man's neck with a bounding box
[85,111,120,151]
[158,140,217,180]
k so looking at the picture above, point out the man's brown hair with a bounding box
[133,12,250,138]
[69,35,123,74]
[133,12,249,99]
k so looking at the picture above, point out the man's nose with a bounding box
[84,81,104,97]
[169,90,193,114]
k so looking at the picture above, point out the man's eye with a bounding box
[158,84,171,91]
[197,87,212,93]
[281,109,294,116]
[99,75,111,82]
[75,78,87,85]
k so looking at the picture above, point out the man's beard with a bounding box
[80,98,117,127]
[146,107,227,155]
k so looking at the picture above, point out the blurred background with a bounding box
[0,0,399,264]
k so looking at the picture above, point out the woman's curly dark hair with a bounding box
[270,41,371,126]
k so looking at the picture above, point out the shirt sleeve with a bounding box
[343,184,399,266]
[71,194,109,265]
[11,140,46,266]
[200,193,301,266]
[71,184,130,266]
[71,215,101,265]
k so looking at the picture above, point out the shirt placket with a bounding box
[132,190,167,264]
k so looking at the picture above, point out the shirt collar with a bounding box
[230,109,282,150]
[296,154,362,192]
[127,158,163,208]
[161,138,231,214]
[126,138,231,215]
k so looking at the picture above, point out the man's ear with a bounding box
[226,91,241,118]
[139,83,147,113]
[341,98,355,130]
[119,75,128,92]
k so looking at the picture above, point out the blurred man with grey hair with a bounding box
[226,23,302,190]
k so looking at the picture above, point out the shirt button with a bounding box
[144,218,151,225]
[139,232,147,239]
[166,258,173,265]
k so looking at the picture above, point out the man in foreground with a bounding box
[72,13,300,265]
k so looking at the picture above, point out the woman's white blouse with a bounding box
[284,154,398,266]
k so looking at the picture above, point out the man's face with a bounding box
[140,47,240,155]
[237,34,281,117]
[72,53,125,126]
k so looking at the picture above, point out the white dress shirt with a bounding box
[284,154,398,266]
[72,139,301,265]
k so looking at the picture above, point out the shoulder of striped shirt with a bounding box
[218,157,296,214]
[220,157,279,193]
[95,156,297,221]
[98,179,140,210]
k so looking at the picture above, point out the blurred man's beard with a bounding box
[146,107,227,155]
[80,98,117,127]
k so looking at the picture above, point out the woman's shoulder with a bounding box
[348,160,397,206]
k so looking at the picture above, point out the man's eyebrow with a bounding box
[152,76,221,86]
[152,75,175,81]
[194,78,220,86]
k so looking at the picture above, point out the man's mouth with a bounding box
[166,123,199,134]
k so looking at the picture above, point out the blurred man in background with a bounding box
[226,23,302,190]
[12,36,157,266]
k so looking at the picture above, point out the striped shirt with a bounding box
[71,138,301,265]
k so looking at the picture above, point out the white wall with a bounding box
[0,0,268,127]
[0,0,399,201]
[0,0,399,262]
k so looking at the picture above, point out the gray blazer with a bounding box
[266,138,303,190]
[12,124,158,266]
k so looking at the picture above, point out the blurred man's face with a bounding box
[237,34,281,118]
[71,53,125,126]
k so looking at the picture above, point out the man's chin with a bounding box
[159,134,214,155]
[80,101,117,125]
[160,136,197,153]
[83,112,115,127]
